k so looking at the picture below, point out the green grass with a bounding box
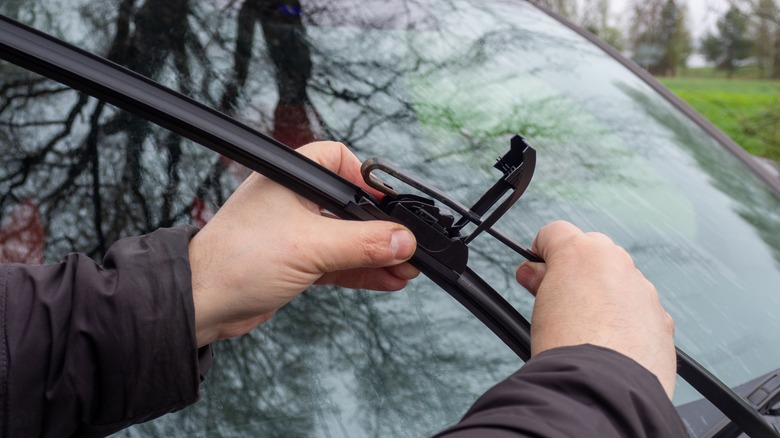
[657,75,780,163]
[675,65,767,80]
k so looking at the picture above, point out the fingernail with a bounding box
[515,263,537,285]
[391,229,416,260]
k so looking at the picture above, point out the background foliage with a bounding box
[536,0,780,166]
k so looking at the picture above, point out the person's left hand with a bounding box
[189,141,419,347]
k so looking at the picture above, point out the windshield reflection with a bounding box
[2,0,780,435]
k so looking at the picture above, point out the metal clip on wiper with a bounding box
[360,135,543,272]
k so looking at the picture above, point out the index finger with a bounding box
[296,141,386,199]
[532,220,586,262]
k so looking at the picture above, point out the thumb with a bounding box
[516,261,546,296]
[307,218,416,273]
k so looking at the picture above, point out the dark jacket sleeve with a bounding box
[0,225,212,438]
[435,344,687,438]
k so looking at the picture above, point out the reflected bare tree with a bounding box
[0,0,229,260]
[221,0,316,146]
[0,1,572,436]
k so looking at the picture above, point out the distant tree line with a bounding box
[534,0,780,78]
[708,0,780,78]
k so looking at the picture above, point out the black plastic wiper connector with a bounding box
[380,194,469,273]
[360,137,543,265]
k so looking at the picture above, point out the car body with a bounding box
[1,0,780,436]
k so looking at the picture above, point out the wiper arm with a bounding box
[0,14,776,438]
[677,349,780,437]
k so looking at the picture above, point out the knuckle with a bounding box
[543,220,570,231]
[614,245,635,265]
[584,231,612,242]
[565,235,600,256]
[317,141,348,155]
[665,312,675,334]
[377,276,406,291]
[360,233,393,264]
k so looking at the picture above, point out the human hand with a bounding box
[189,141,419,347]
[515,221,676,399]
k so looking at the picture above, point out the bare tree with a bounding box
[629,0,693,75]
[701,5,754,76]
[753,0,778,77]
[721,0,780,77]
[531,0,625,50]
[533,0,579,19]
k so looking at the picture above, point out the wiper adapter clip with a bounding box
[360,135,543,274]
[379,193,470,273]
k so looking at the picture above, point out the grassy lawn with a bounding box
[657,75,780,163]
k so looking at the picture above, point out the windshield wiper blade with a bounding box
[0,14,776,438]
[0,13,536,359]
[677,349,780,437]
[680,367,780,437]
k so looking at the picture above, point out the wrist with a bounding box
[189,234,220,347]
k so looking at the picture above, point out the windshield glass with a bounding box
[3,0,780,436]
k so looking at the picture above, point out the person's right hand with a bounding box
[189,142,418,348]
[515,221,676,399]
